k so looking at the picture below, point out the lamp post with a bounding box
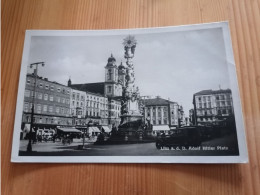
[27,62,45,152]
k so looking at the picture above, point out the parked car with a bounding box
[155,126,202,149]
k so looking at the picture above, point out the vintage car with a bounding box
[155,126,202,149]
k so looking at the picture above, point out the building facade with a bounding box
[178,105,185,126]
[70,88,86,125]
[189,109,195,125]
[193,89,234,125]
[142,97,179,128]
[22,74,72,128]
[85,91,109,125]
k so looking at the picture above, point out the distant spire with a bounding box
[68,76,72,87]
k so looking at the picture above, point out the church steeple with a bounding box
[68,77,72,87]
[105,54,118,82]
[105,54,120,97]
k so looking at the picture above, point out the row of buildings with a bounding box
[22,55,186,131]
[190,89,234,126]
[23,57,234,131]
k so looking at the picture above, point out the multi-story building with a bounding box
[22,74,72,128]
[85,91,109,125]
[193,89,234,125]
[70,87,86,125]
[178,105,185,126]
[189,109,195,125]
[142,97,179,128]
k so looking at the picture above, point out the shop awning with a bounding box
[152,125,170,131]
[89,127,100,133]
[58,127,82,133]
[102,126,111,132]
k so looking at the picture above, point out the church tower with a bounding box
[105,54,120,97]
[67,77,72,87]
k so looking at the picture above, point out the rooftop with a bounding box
[142,97,176,106]
[27,73,69,88]
[194,89,231,96]
[70,82,105,96]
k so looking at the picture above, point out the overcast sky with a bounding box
[27,27,230,116]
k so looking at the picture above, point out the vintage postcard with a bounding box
[11,22,248,163]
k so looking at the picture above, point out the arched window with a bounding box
[108,69,112,80]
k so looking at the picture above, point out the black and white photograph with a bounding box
[11,22,248,163]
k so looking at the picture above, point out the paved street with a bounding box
[19,133,239,156]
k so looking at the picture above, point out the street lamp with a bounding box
[27,62,45,152]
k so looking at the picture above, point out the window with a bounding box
[81,102,83,106]
[108,69,112,80]
[45,85,49,89]
[26,79,31,84]
[56,107,60,113]
[108,86,112,93]
[24,103,29,112]
[62,98,65,103]
[50,95,54,101]
[39,83,43,88]
[66,99,70,104]
[50,86,54,91]
[57,97,60,102]
[43,105,47,112]
[77,102,79,106]
[38,93,42,99]
[61,108,64,114]
[57,88,61,92]
[67,90,70,94]
[31,91,35,98]
[72,101,75,106]
[49,106,53,112]
[25,90,30,97]
[37,104,41,113]
[72,93,75,99]
[44,94,48,100]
